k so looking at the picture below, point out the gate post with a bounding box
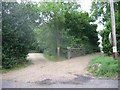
[67,47,71,59]
[57,47,60,57]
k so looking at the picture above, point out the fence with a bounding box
[59,47,85,59]
[67,47,85,59]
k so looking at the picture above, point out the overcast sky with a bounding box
[79,0,92,13]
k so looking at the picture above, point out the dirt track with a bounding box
[2,53,100,83]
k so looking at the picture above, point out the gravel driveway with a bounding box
[2,53,119,88]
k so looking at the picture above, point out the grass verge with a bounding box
[1,62,30,73]
[88,55,120,78]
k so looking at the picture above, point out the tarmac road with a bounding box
[1,76,119,88]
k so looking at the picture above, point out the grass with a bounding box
[88,55,120,78]
[44,53,66,62]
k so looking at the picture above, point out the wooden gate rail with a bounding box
[67,47,85,59]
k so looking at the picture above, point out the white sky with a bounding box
[79,0,92,13]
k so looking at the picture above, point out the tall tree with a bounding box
[35,2,80,55]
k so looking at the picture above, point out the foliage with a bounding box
[91,1,120,55]
[34,2,99,57]
[101,10,120,55]
[88,55,119,78]
[90,1,110,24]
[35,2,81,55]
[1,61,30,73]
[90,1,120,78]
[34,25,57,55]
[2,2,37,69]
[65,12,99,53]
[2,1,100,69]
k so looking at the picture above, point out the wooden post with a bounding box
[67,47,71,59]
[57,47,60,57]
[109,0,118,59]
[83,48,85,55]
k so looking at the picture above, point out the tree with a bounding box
[65,11,98,53]
[34,2,81,56]
[2,2,37,69]
[34,2,98,56]
[91,0,120,55]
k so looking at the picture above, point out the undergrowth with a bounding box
[88,55,120,78]
[1,62,30,73]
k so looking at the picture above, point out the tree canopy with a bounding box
[34,2,98,56]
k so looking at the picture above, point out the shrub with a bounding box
[2,2,36,69]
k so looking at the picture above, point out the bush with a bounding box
[88,55,119,78]
[2,2,36,69]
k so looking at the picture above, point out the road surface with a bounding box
[1,53,119,88]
